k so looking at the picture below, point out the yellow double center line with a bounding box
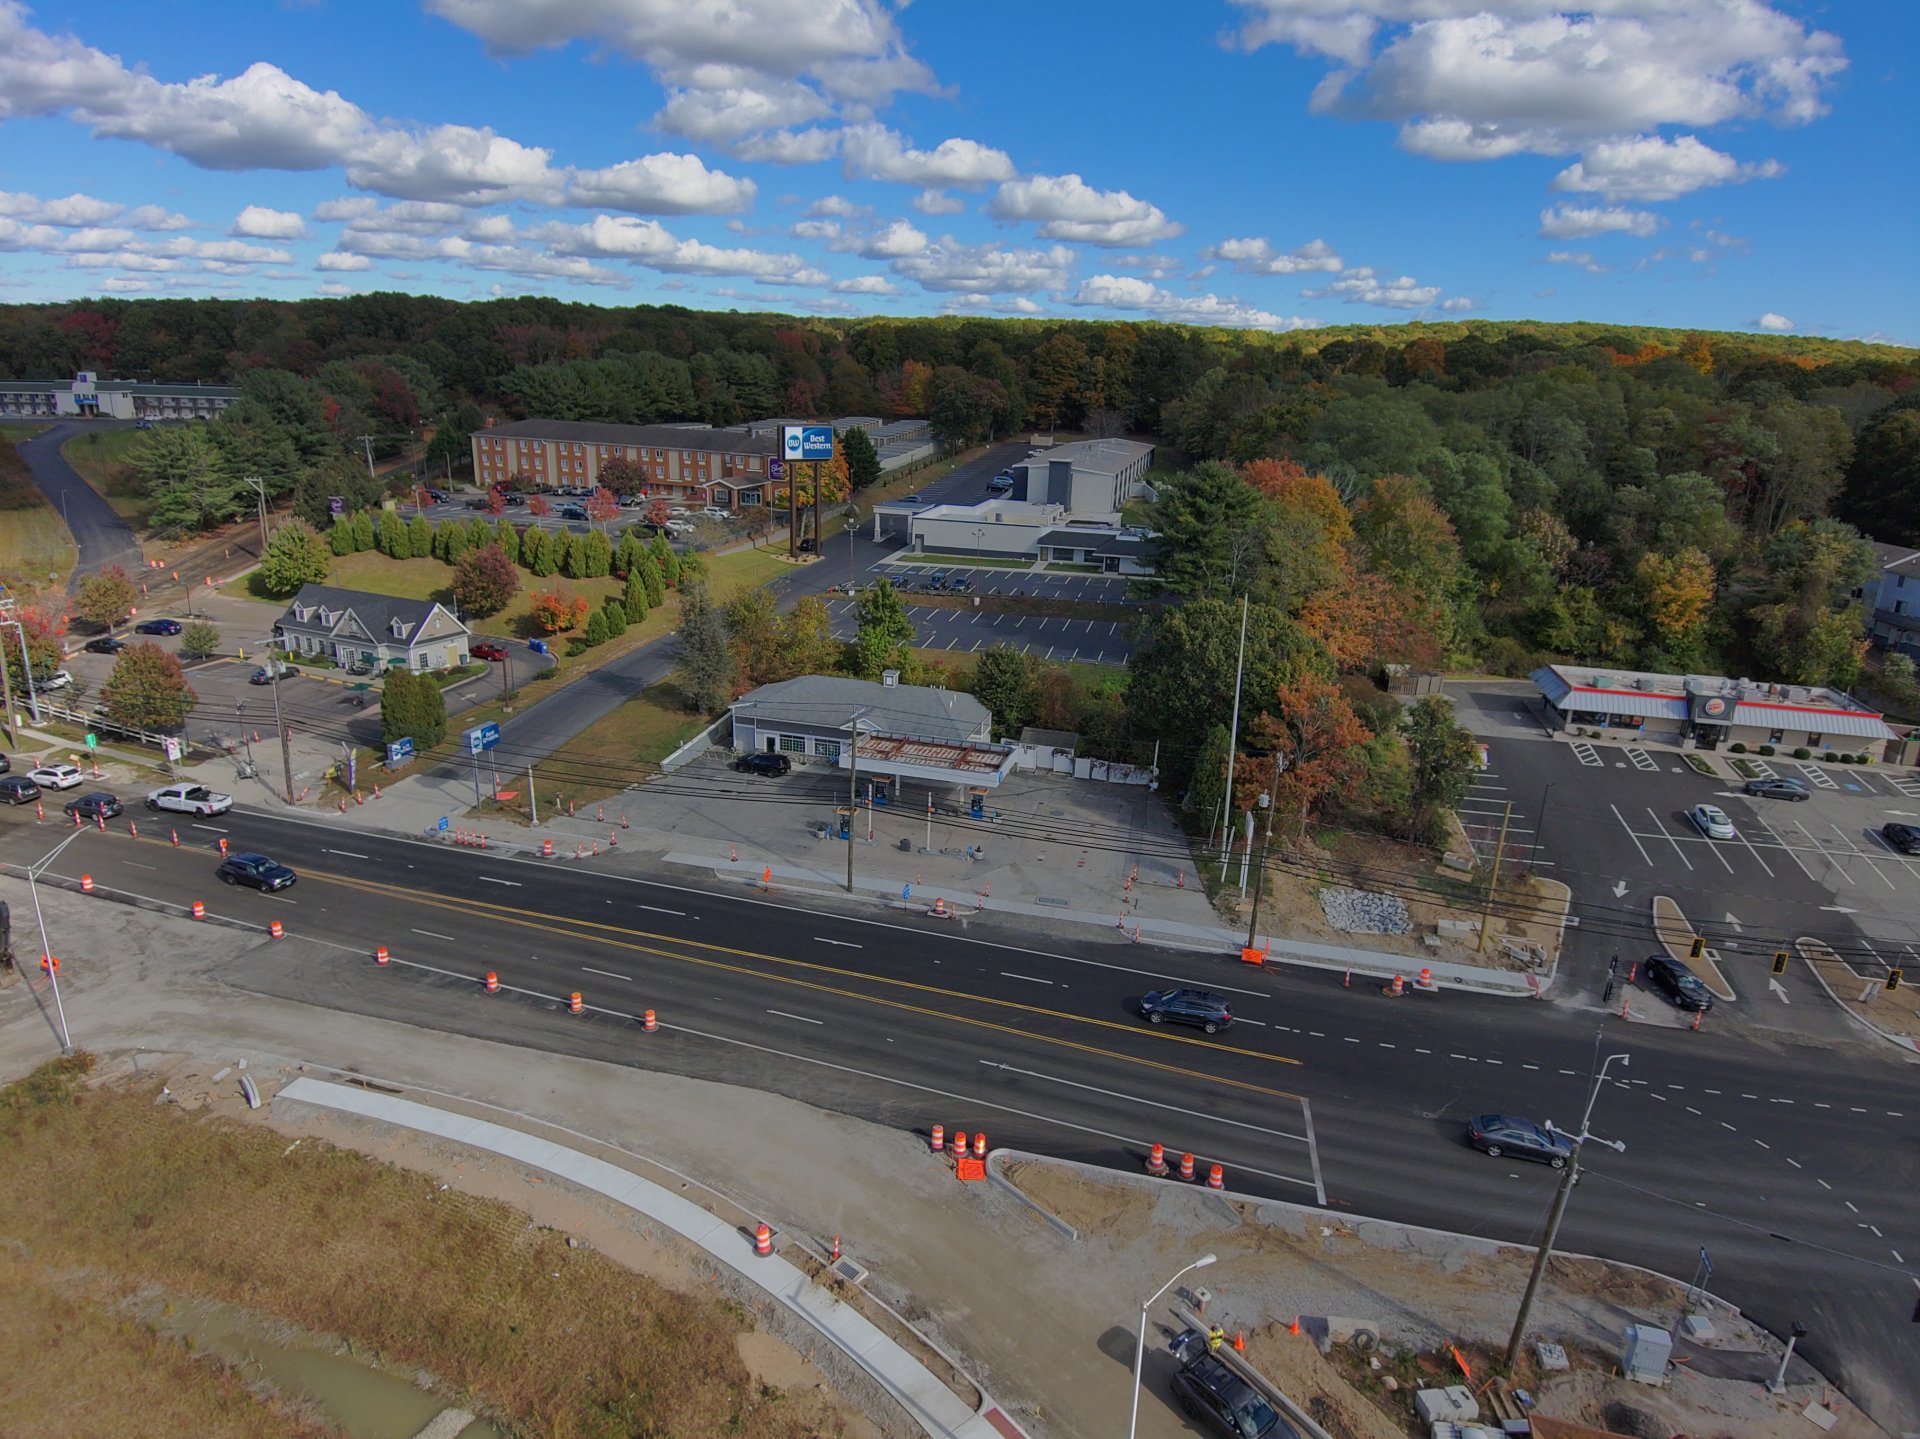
[306,864,1306,1102]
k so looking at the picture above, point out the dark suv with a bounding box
[1643,954,1715,1011]
[1171,1352,1298,1439]
[1138,988,1233,1034]
[1881,822,1920,856]
[733,752,792,777]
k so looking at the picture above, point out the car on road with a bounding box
[423,488,449,503]
[1466,1113,1572,1168]
[63,791,123,821]
[217,852,297,892]
[1170,1351,1296,1439]
[1689,803,1736,839]
[733,752,792,777]
[558,504,588,521]
[1880,822,1920,856]
[1138,987,1233,1034]
[248,667,278,685]
[798,535,817,552]
[1742,777,1810,800]
[897,494,922,505]
[29,763,83,791]
[946,575,975,594]
[0,775,40,805]
[133,618,183,636]
[84,636,126,655]
[33,669,73,691]
[0,753,7,773]
[986,473,1014,494]
[145,782,233,816]
[1643,954,1715,1011]
[470,640,508,662]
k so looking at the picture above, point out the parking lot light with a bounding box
[1127,1253,1218,1439]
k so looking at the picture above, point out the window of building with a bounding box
[813,739,841,760]
[1806,732,1824,747]
[778,734,807,754]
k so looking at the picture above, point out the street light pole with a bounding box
[845,723,860,894]
[1505,1052,1629,1369]
[241,474,270,558]
[1767,1321,1808,1393]
[1127,1253,1218,1439]
[24,828,86,1057]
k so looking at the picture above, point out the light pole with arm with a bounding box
[1505,1052,1629,1368]
[1127,1252,1217,1439]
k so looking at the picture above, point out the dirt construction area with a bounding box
[0,881,1891,1439]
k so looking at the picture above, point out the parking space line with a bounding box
[1626,748,1659,772]
[1611,804,1655,866]
[1730,824,1775,878]
[1792,817,1852,884]
[1746,757,1778,779]
[1751,816,1818,881]
[1643,807,1697,870]
[1797,763,1838,790]
[1828,823,1897,890]
[1570,742,1604,767]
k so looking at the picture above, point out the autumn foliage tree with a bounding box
[1247,676,1373,838]
[452,543,520,618]
[1635,547,1715,667]
[526,493,552,518]
[528,587,589,635]
[74,565,137,628]
[596,457,648,497]
[586,486,621,526]
[101,642,196,731]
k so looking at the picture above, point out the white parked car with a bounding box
[666,506,692,518]
[35,670,73,691]
[29,763,84,790]
[1690,803,1736,840]
[701,506,730,521]
[146,782,233,816]
[664,519,696,536]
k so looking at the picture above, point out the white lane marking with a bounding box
[1894,1250,1906,1264]
[1752,816,1819,881]
[1793,818,1852,884]
[814,937,862,948]
[1731,825,1775,878]
[1522,1063,1539,1070]
[1345,1037,1361,1044]
[1416,1048,1433,1054]
[1649,1093,1667,1101]
[978,1060,1313,1146]
[765,1009,823,1025]
[1845,1200,1859,1213]
[324,849,369,859]
[1720,1122,1736,1132]
[192,823,230,833]
[1817,1178,1832,1190]
[124,860,156,870]
[1830,822,1898,890]
[637,904,686,917]
[410,928,456,941]
[1611,804,1656,867]
[1786,1157,1802,1169]
[1379,1043,1396,1049]
[477,875,521,886]
[1685,1106,1702,1115]
[1000,971,1053,985]
[581,966,631,981]
[1754,1139,1770,1150]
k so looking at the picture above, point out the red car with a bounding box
[470,641,508,662]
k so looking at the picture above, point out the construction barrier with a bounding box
[1178,1152,1195,1182]
[830,1235,840,1262]
[541,839,554,858]
[971,1132,986,1160]
[218,837,228,855]
[80,874,93,894]
[1207,1164,1225,1190]
[1385,975,1405,998]
[375,945,390,966]
[930,1124,945,1153]
[1416,966,1435,991]
[569,991,584,1015]
[753,1223,773,1258]
[642,1008,658,1032]
[40,955,57,974]
[191,900,205,920]
[1239,946,1265,966]
[170,829,178,846]
[953,1130,968,1159]
[268,920,284,939]
[931,896,947,919]
[483,970,500,993]
[1146,1142,1168,1177]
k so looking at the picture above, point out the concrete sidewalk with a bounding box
[274,1078,1029,1439]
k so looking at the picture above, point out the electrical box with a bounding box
[1622,1324,1672,1384]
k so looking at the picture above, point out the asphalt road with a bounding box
[8,807,1914,1429]
[14,421,144,584]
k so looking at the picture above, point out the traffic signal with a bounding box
[1772,950,1790,976]
[1888,968,1904,993]
[1689,936,1706,960]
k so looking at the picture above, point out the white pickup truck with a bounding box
[146,783,233,816]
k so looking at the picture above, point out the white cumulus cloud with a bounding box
[567,152,755,215]
[232,205,306,238]
[1070,274,1312,330]
[541,215,826,284]
[1755,311,1793,331]
[841,124,1015,188]
[1302,265,1445,309]
[890,238,1074,296]
[317,252,372,271]
[912,189,965,216]
[1538,204,1662,239]
[1202,235,1343,274]
[1551,134,1782,202]
[986,173,1182,247]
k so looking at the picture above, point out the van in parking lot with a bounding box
[925,570,949,591]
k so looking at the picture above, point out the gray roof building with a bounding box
[736,675,990,746]
[273,584,470,672]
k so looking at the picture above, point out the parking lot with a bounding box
[821,595,1135,665]
[875,561,1138,603]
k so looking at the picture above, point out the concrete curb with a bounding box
[1794,937,1920,1059]
[273,1078,1031,1439]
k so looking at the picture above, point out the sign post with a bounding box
[466,722,500,806]
[781,426,833,560]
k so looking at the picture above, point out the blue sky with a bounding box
[0,0,1912,342]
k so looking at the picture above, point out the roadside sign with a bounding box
[163,736,182,762]
[1699,1247,1713,1278]
[466,721,501,755]
[386,737,415,766]
[328,496,345,515]
[84,733,97,750]
[768,459,785,481]
[781,425,834,462]
[436,816,449,832]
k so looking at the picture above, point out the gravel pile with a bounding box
[1318,886,1413,935]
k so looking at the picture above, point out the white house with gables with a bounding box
[273,584,471,672]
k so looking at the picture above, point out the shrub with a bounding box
[1758,744,1775,756]
[583,607,610,647]
[1823,752,1836,763]
[1792,747,1810,759]
[1729,742,1746,753]
[452,543,520,618]
[1837,752,1855,764]
[178,620,221,660]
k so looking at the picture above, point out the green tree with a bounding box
[1402,695,1479,842]
[376,509,408,558]
[649,534,681,587]
[1748,518,1875,685]
[350,509,376,551]
[381,667,422,748]
[674,580,735,712]
[178,620,221,660]
[777,595,840,678]
[74,566,137,628]
[550,531,577,578]
[635,552,664,609]
[329,515,359,556]
[101,642,196,732]
[524,527,556,576]
[851,579,915,679]
[623,566,650,619]
[407,514,433,559]
[452,544,520,618]
[725,586,785,687]
[583,607,610,647]
[441,521,471,568]
[1147,462,1271,600]
[840,425,882,492]
[133,423,237,531]
[1185,724,1234,834]
[581,529,614,578]
[254,520,333,598]
[972,645,1038,737]
[601,597,628,638]
[494,520,520,566]
[614,531,643,578]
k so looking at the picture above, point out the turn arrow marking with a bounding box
[1768,978,1791,1004]
[1612,880,1629,898]
[1819,905,1859,913]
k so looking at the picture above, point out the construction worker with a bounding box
[1207,1324,1226,1354]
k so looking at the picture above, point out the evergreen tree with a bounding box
[469,517,495,550]
[350,509,376,551]
[441,522,471,567]
[623,566,650,618]
[615,531,643,578]
[552,531,578,577]
[583,607,610,647]
[673,580,735,712]
[407,514,433,558]
[329,516,357,556]
[381,667,421,747]
[649,534,680,587]
[495,520,520,566]
[581,529,614,578]
[254,520,333,598]
[602,597,628,637]
[636,552,664,609]
[527,529,558,577]
[840,425,882,491]
[376,509,408,558]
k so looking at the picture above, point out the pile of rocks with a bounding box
[1318,886,1413,935]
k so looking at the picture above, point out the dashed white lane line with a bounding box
[1786,1158,1802,1169]
[1000,971,1053,985]
[1378,1042,1396,1049]
[1559,1069,1578,1076]
[1415,1048,1433,1054]
[1487,1059,1503,1065]
[1895,1250,1907,1265]
[1685,1106,1703,1115]
[1522,1063,1539,1070]
[1754,1139,1770,1150]
[1720,1122,1737,1132]
[1817,1179,1833,1190]
[1345,1037,1361,1043]
[1845,1200,1859,1213]
[1705,1088,1722,1094]
[1814,1102,1831,1109]
[1649,1093,1667,1101]
[580,966,630,981]
[410,928,456,941]
[766,1010,824,1025]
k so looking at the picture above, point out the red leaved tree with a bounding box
[1247,676,1373,839]
[526,494,552,518]
[586,487,621,526]
[528,587,589,635]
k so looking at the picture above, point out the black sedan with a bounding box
[1467,1114,1572,1168]
[84,636,127,655]
[1138,987,1233,1034]
[216,853,298,892]
[1170,1352,1297,1439]
[134,618,183,636]
[1643,954,1715,1011]
[733,752,791,777]
[1742,777,1810,800]
[63,792,123,821]
[1880,822,1920,856]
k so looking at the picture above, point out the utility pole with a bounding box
[845,726,859,893]
[241,474,270,558]
[358,436,378,481]
[527,763,539,825]
[269,668,294,804]
[1245,758,1285,949]
[1217,593,1250,879]
[1477,799,1514,954]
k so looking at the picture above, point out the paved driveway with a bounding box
[13,421,143,584]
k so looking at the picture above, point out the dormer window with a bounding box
[390,617,408,638]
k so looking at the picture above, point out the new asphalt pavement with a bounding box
[7,806,1914,1431]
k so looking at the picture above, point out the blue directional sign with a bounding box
[466,721,501,755]
[781,425,834,462]
[436,816,449,832]
[386,737,414,766]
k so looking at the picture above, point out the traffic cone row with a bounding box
[1147,1150,1225,1190]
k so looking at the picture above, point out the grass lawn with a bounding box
[0,435,77,592]
[59,426,152,528]
[473,679,709,822]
